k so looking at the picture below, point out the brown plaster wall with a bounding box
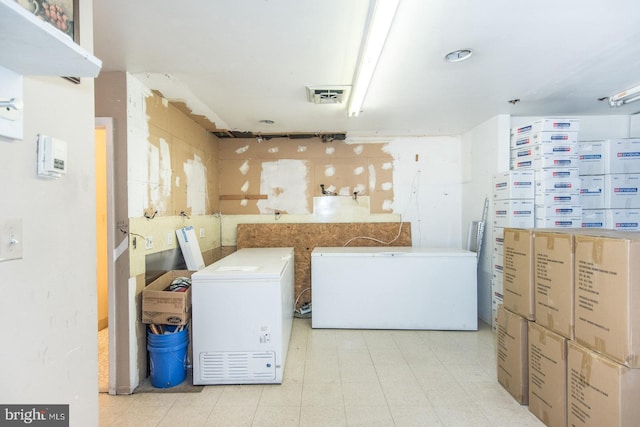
[236,222,411,306]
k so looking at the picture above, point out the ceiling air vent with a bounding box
[306,86,350,104]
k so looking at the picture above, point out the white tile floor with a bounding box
[99,318,544,426]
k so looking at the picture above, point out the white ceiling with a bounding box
[93,0,640,137]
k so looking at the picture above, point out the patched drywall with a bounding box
[218,137,394,214]
[256,159,309,214]
[126,76,219,218]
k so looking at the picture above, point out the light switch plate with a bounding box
[0,218,23,262]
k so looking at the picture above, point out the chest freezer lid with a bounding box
[311,246,476,257]
[192,247,293,280]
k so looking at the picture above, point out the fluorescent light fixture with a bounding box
[609,84,640,107]
[347,0,400,117]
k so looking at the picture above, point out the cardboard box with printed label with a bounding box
[511,151,580,170]
[534,230,575,340]
[605,209,640,231]
[604,174,640,209]
[529,322,567,427]
[530,118,580,133]
[497,305,529,404]
[492,294,503,332]
[580,175,605,210]
[492,170,535,200]
[581,209,605,228]
[142,270,194,325]
[567,341,640,427]
[535,192,581,206]
[511,132,534,150]
[535,169,581,195]
[494,200,535,228]
[493,226,504,255]
[503,228,535,320]
[574,232,640,367]
[578,140,605,176]
[535,204,582,219]
[605,138,640,174]
[579,139,640,176]
[535,217,582,229]
[531,131,578,146]
[492,250,504,272]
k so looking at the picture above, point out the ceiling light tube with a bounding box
[609,84,640,107]
[347,0,400,117]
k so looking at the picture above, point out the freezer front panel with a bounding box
[311,247,477,330]
[192,247,294,384]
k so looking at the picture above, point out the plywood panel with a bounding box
[236,222,411,306]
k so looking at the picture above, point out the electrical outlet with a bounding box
[199,228,205,238]
[145,236,153,250]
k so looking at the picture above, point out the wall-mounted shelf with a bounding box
[0,0,102,77]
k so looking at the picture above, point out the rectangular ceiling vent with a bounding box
[306,86,350,104]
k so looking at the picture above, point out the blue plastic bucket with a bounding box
[147,327,188,346]
[147,329,189,388]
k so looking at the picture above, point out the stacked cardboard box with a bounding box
[503,228,535,320]
[511,118,581,229]
[579,139,640,231]
[497,229,640,427]
[529,322,567,427]
[497,304,529,404]
[491,172,534,330]
[491,226,504,331]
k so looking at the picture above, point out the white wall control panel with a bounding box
[0,218,23,262]
[37,134,67,179]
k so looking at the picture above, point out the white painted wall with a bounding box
[461,115,511,324]
[0,1,99,424]
[382,136,464,248]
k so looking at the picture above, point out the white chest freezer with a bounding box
[191,247,294,385]
[311,247,477,330]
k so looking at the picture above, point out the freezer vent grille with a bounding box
[306,86,350,104]
[199,351,276,382]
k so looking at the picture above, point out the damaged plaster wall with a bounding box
[218,135,464,248]
[218,137,395,215]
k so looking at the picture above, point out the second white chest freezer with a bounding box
[191,247,294,385]
[311,247,477,330]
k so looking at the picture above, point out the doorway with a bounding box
[95,118,116,394]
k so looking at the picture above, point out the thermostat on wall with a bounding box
[37,134,67,179]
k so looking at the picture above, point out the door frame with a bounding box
[96,117,117,395]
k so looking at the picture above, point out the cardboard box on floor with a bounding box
[574,232,640,368]
[497,305,529,404]
[528,322,567,427]
[503,228,535,320]
[567,341,640,427]
[142,270,194,325]
[534,230,575,340]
